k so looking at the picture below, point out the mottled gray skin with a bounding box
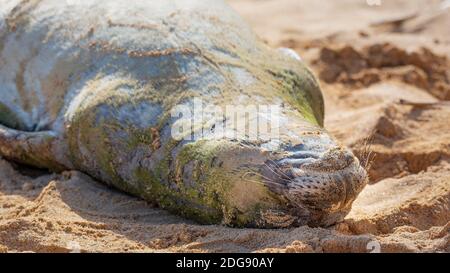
[0,0,368,228]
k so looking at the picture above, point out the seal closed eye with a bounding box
[0,0,367,228]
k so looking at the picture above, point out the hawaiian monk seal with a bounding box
[0,0,368,228]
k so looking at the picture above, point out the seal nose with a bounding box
[261,140,368,227]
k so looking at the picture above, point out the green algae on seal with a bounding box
[0,0,368,228]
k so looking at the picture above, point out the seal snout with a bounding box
[261,136,368,227]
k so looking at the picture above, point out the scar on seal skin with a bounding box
[0,0,368,228]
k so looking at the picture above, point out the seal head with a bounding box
[259,135,367,227]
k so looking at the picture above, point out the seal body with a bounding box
[0,0,367,228]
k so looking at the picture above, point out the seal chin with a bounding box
[261,135,368,227]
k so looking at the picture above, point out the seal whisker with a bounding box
[242,171,283,188]
[243,173,291,195]
[266,159,293,181]
[263,162,292,182]
[358,129,376,172]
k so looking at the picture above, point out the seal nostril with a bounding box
[289,151,320,159]
[278,158,316,168]
[286,143,306,152]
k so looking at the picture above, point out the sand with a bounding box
[0,0,449,253]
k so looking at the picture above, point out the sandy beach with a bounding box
[0,0,449,253]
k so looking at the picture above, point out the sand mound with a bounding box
[328,100,450,182]
[0,0,449,252]
[315,43,450,100]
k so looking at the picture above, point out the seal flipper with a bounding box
[0,124,66,171]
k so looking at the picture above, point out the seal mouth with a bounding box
[261,135,368,227]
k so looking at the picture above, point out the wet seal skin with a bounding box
[0,0,367,228]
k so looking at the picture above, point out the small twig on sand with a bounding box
[398,99,450,108]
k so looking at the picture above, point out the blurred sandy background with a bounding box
[0,0,449,253]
